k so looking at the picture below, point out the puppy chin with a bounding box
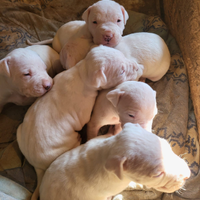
[22,89,48,98]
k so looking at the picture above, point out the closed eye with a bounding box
[128,114,135,118]
[153,172,164,178]
[24,73,31,76]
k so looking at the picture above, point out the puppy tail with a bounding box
[26,38,53,46]
[31,168,45,200]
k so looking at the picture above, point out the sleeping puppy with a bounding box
[27,0,129,69]
[115,32,171,81]
[26,45,64,77]
[39,123,190,200]
[0,48,53,113]
[17,45,142,200]
[87,81,157,140]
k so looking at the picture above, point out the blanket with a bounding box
[0,0,199,199]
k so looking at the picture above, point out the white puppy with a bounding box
[115,32,171,81]
[26,45,63,77]
[0,48,53,113]
[17,45,141,200]
[28,0,128,69]
[82,0,128,47]
[39,123,191,200]
[87,81,157,140]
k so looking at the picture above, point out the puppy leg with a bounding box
[113,123,122,135]
[87,90,119,140]
[106,123,122,136]
[87,118,104,140]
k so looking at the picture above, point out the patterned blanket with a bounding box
[0,0,199,199]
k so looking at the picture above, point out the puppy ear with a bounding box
[92,68,107,88]
[82,6,92,22]
[106,89,125,107]
[0,57,10,77]
[105,156,127,180]
[121,6,129,24]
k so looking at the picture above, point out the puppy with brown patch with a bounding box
[40,123,190,200]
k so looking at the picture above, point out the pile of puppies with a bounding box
[0,0,190,200]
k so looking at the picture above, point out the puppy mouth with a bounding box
[104,42,115,47]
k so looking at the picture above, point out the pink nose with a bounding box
[104,34,113,42]
[43,80,52,91]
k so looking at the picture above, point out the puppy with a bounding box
[0,48,53,113]
[39,123,191,200]
[87,81,157,140]
[17,45,141,200]
[28,0,128,69]
[115,32,171,81]
[26,45,64,77]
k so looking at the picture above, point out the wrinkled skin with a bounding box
[17,45,142,200]
[40,123,190,200]
[87,81,157,140]
[82,0,128,47]
[0,48,53,112]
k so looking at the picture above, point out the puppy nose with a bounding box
[43,80,52,91]
[44,85,51,91]
[104,34,113,42]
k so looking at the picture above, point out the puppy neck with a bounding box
[80,23,93,40]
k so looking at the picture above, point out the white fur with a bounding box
[60,0,129,69]
[0,48,53,113]
[27,0,128,69]
[40,123,190,200]
[26,45,63,77]
[16,45,141,200]
[115,32,171,81]
[87,81,157,140]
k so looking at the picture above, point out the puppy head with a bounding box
[82,0,128,47]
[82,45,139,89]
[106,81,157,132]
[105,123,190,193]
[3,48,53,97]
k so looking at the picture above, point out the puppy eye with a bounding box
[120,69,125,75]
[153,172,164,178]
[117,19,121,23]
[24,73,30,76]
[93,21,97,24]
[128,114,135,118]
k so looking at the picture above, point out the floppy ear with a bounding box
[106,89,125,107]
[105,156,127,180]
[121,6,129,24]
[82,6,92,22]
[91,68,107,89]
[0,57,10,77]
